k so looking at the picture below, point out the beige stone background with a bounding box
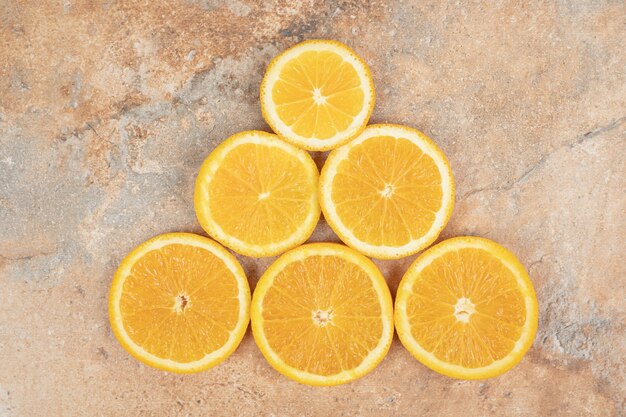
[0,1,625,416]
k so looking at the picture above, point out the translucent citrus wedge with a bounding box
[108,233,250,373]
[194,131,320,257]
[251,243,394,386]
[319,124,455,259]
[394,236,539,379]
[260,39,375,151]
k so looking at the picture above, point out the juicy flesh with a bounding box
[272,50,364,139]
[119,244,240,363]
[207,143,314,246]
[406,248,526,368]
[261,255,384,376]
[331,136,443,246]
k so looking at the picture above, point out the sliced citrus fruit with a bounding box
[108,233,250,373]
[319,124,455,259]
[251,243,393,386]
[194,130,320,257]
[260,39,375,151]
[394,236,539,379]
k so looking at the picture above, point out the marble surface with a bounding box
[1,1,625,416]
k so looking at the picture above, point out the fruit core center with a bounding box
[258,191,270,200]
[380,184,394,198]
[454,297,475,323]
[312,308,334,327]
[312,88,327,105]
[174,293,190,314]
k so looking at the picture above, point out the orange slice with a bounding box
[260,39,375,151]
[394,236,539,379]
[251,243,394,386]
[108,233,250,373]
[194,130,320,257]
[319,124,455,259]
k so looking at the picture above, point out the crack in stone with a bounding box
[576,116,626,146]
[528,253,551,272]
[85,122,117,150]
[0,250,57,261]
[461,116,626,200]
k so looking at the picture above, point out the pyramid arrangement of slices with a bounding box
[109,40,538,385]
